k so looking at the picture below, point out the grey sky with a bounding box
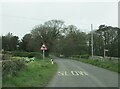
[0,1,118,39]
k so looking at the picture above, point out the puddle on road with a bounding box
[58,71,88,76]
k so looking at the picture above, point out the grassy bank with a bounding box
[71,58,119,73]
[81,59,119,72]
[3,58,57,87]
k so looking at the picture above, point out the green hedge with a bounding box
[72,55,90,59]
[2,58,26,77]
[5,51,42,59]
[72,55,80,58]
[2,54,11,60]
[80,55,90,59]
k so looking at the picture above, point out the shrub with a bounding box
[2,58,26,77]
[72,55,80,58]
[80,55,90,59]
[5,51,42,59]
[11,57,22,60]
[72,55,90,59]
[2,54,11,60]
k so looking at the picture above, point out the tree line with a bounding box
[1,20,119,57]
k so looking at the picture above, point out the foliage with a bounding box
[2,58,26,77]
[20,34,34,52]
[30,20,65,55]
[2,54,11,60]
[72,55,81,58]
[6,51,42,59]
[3,58,57,87]
[88,25,119,57]
[2,33,19,51]
[53,25,88,57]
[80,55,90,59]
[2,20,119,58]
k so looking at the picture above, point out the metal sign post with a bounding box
[41,44,47,66]
[43,49,45,64]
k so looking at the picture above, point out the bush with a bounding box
[72,55,90,59]
[80,55,90,59]
[11,57,23,60]
[2,58,26,77]
[72,55,80,58]
[5,51,42,59]
[2,54,11,60]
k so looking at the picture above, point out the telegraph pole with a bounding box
[91,24,93,57]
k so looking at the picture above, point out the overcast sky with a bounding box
[0,0,119,39]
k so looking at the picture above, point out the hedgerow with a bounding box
[2,58,26,77]
[7,51,42,59]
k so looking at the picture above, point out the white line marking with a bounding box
[71,71,79,76]
[78,71,84,75]
[58,71,89,76]
[83,72,88,76]
[58,71,64,76]
[65,71,67,76]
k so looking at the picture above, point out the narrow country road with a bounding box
[47,57,118,87]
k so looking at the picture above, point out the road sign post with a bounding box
[41,44,47,66]
[43,49,45,64]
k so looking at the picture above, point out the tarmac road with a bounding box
[47,57,118,87]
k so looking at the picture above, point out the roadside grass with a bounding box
[60,56,119,73]
[0,61,2,88]
[71,58,119,73]
[2,58,57,87]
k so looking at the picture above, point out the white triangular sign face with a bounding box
[42,44,46,47]
[41,47,44,50]
[41,44,47,50]
[44,47,47,50]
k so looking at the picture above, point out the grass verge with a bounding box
[71,58,119,73]
[2,58,57,87]
[70,58,120,73]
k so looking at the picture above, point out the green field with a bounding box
[2,58,57,87]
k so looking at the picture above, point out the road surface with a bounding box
[47,57,118,87]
